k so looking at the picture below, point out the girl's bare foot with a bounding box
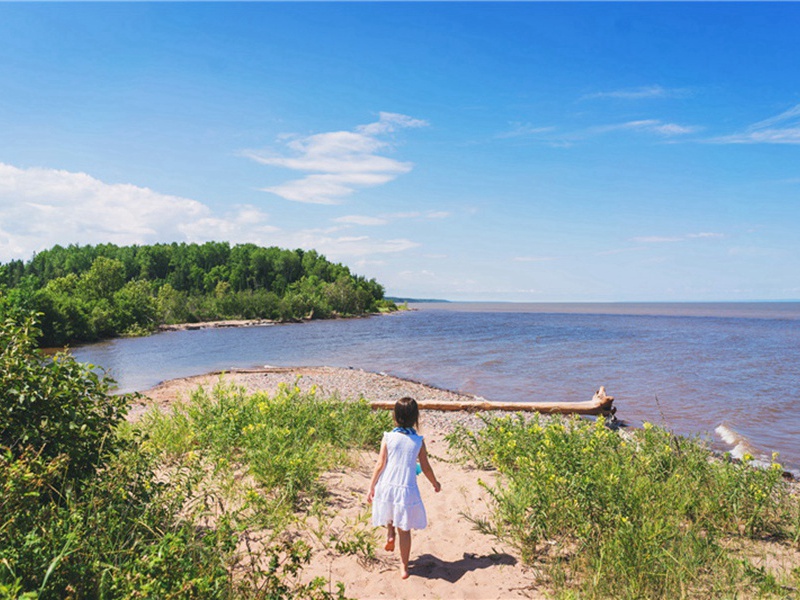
[385,524,395,551]
[400,565,410,579]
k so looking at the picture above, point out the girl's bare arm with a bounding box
[366,440,388,503]
[418,442,441,492]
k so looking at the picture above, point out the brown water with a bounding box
[72,302,800,474]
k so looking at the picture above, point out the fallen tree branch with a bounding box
[370,387,615,416]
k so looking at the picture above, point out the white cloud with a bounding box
[687,232,725,239]
[582,85,689,101]
[333,215,389,226]
[356,112,428,135]
[512,118,699,147]
[631,236,684,243]
[496,122,556,139]
[0,163,215,261]
[283,233,420,257]
[246,112,428,204]
[711,104,800,145]
[333,210,449,228]
[631,232,725,244]
[0,162,420,264]
[594,119,699,137]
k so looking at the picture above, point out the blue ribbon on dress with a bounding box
[392,426,417,435]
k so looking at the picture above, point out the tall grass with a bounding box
[141,379,390,513]
[447,414,798,599]
[2,380,390,599]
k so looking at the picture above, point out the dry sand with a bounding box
[141,366,548,599]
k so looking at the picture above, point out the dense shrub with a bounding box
[0,312,128,481]
[142,380,392,511]
[0,310,354,599]
[448,414,799,598]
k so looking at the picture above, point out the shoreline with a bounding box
[138,365,494,435]
[156,309,410,333]
[138,366,797,481]
[157,318,278,332]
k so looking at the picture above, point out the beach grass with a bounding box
[447,413,799,599]
[2,372,390,598]
[140,378,392,527]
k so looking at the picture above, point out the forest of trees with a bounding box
[0,242,395,347]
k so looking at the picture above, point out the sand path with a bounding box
[141,367,547,599]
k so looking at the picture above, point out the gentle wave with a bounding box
[715,424,761,461]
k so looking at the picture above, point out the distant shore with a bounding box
[156,309,409,333]
[157,318,277,332]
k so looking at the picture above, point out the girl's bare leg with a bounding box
[385,523,395,551]
[398,528,411,579]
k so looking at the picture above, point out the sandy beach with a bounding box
[142,366,548,599]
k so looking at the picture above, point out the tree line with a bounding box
[0,242,396,346]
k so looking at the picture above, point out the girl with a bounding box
[367,397,441,579]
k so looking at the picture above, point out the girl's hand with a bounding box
[433,480,441,493]
[366,488,375,504]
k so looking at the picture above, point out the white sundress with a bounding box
[371,430,428,531]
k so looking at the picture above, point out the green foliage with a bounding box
[448,415,799,599]
[0,312,128,481]
[2,242,395,346]
[0,440,244,599]
[141,380,392,513]
[0,310,357,599]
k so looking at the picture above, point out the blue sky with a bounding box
[0,3,798,302]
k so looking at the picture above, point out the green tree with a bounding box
[0,311,129,481]
[113,279,157,335]
[156,283,188,323]
[81,256,126,300]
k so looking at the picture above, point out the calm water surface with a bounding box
[72,302,800,474]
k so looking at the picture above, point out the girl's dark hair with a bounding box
[394,397,419,429]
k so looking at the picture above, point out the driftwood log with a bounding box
[370,386,615,417]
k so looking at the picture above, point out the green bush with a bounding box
[0,310,354,598]
[448,414,797,599]
[142,380,392,512]
[0,440,238,599]
[0,312,128,481]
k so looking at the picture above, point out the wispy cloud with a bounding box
[333,215,389,226]
[590,119,699,137]
[245,112,428,204]
[287,234,419,257]
[582,85,689,101]
[687,232,725,239]
[711,104,800,145]
[497,118,698,147]
[496,122,556,139]
[631,236,684,243]
[333,210,449,227]
[513,256,555,262]
[631,232,725,244]
[0,162,421,263]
